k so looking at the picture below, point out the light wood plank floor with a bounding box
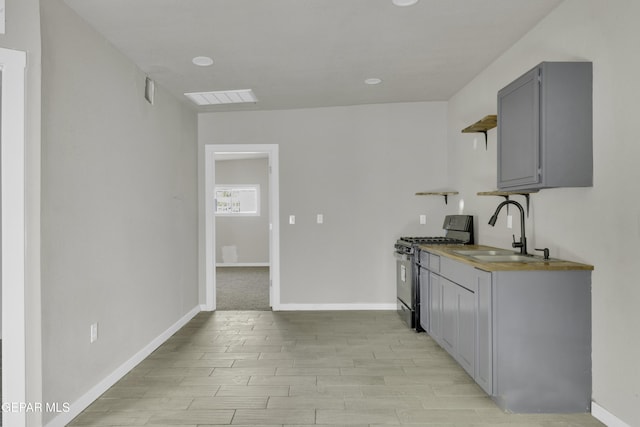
[70,311,604,426]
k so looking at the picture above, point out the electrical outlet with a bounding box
[90,323,98,343]
[507,215,513,229]
[317,214,324,224]
[419,214,427,225]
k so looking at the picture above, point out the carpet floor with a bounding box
[216,267,270,311]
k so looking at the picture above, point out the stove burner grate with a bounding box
[398,236,464,245]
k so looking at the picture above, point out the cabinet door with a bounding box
[440,277,476,377]
[457,285,476,377]
[497,66,541,189]
[418,267,429,332]
[429,272,441,342]
[475,270,493,394]
[441,278,457,354]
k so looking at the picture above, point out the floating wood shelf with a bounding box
[461,115,497,150]
[477,190,538,216]
[416,191,459,205]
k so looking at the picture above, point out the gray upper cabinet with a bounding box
[497,62,592,190]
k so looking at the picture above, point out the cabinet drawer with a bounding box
[440,257,476,292]
[429,254,440,272]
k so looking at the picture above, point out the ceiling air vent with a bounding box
[184,89,257,106]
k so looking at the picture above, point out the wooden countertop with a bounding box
[419,244,594,272]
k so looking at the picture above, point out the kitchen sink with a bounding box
[452,248,561,263]
[471,254,557,263]
[453,249,516,256]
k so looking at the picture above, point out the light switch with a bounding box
[90,323,98,343]
[507,215,513,229]
[419,214,427,225]
[289,215,295,225]
[317,214,324,224]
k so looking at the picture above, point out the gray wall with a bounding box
[199,102,449,306]
[0,0,43,424]
[6,0,638,425]
[446,0,640,425]
[215,158,270,264]
[40,0,198,422]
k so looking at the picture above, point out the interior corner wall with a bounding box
[1,0,43,424]
[40,0,198,423]
[446,0,640,425]
[215,158,270,264]
[198,102,449,306]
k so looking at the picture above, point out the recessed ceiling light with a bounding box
[184,89,258,106]
[392,0,419,6]
[192,56,214,67]
[364,78,382,85]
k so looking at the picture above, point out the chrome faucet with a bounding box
[488,200,528,255]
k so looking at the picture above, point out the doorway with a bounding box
[1,47,28,427]
[214,154,269,310]
[204,145,280,311]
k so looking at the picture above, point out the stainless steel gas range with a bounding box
[394,215,474,330]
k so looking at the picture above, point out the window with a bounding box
[215,185,260,216]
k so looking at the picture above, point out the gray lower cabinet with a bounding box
[422,258,478,379]
[456,282,476,378]
[490,270,591,413]
[475,269,493,395]
[443,277,475,378]
[419,249,591,413]
[428,271,441,343]
[418,267,429,332]
[440,277,457,355]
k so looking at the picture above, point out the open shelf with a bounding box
[461,115,497,150]
[416,191,459,205]
[477,190,538,216]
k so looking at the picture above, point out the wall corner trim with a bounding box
[273,303,397,311]
[44,305,202,427]
[592,401,632,427]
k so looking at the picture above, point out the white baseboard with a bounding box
[216,262,270,267]
[592,401,631,427]
[273,303,396,311]
[45,305,201,427]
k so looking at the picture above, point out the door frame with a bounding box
[204,144,280,310]
[1,47,27,427]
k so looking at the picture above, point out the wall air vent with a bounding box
[184,89,257,106]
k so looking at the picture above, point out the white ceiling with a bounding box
[63,0,563,112]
